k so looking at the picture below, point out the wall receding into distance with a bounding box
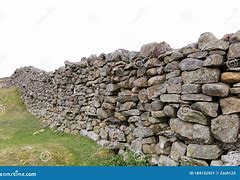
[8,31,240,166]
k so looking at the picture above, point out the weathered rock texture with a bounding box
[8,31,240,166]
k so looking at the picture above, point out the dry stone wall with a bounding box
[9,31,240,166]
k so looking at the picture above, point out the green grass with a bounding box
[0,87,116,166]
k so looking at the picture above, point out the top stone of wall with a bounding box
[9,31,240,166]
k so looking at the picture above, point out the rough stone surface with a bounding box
[182,68,220,84]
[202,83,229,97]
[220,97,240,114]
[187,144,221,160]
[193,124,213,144]
[181,94,212,101]
[170,142,187,161]
[178,58,203,71]
[211,114,240,143]
[169,118,193,139]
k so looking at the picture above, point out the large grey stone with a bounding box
[170,142,187,161]
[148,75,165,86]
[147,83,167,99]
[198,32,229,51]
[211,114,240,143]
[193,124,213,144]
[228,42,240,59]
[181,94,212,101]
[202,83,229,97]
[169,118,193,139]
[133,127,154,138]
[203,54,224,67]
[160,94,181,103]
[133,77,148,87]
[164,61,179,72]
[182,84,201,94]
[187,144,221,160]
[182,68,220,84]
[140,42,172,58]
[178,58,203,71]
[220,96,240,114]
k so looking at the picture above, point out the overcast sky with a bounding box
[0,0,240,77]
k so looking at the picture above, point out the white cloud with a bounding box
[0,0,240,77]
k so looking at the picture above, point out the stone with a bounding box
[169,118,193,139]
[143,144,156,154]
[210,160,224,166]
[128,116,140,122]
[158,155,178,166]
[181,94,212,101]
[119,102,136,111]
[180,156,208,166]
[164,61,179,72]
[191,102,218,117]
[202,83,229,97]
[147,83,167,99]
[142,137,157,144]
[133,127,154,138]
[220,96,240,114]
[138,89,149,103]
[148,75,165,86]
[198,32,229,51]
[170,142,187,161]
[96,108,109,119]
[133,77,148,87]
[221,151,240,166]
[122,109,141,116]
[158,135,172,149]
[230,87,240,94]
[187,51,208,59]
[168,77,182,84]
[228,42,240,59]
[163,105,177,118]
[181,84,201,94]
[230,30,240,43]
[167,84,182,94]
[144,58,162,68]
[177,105,209,125]
[221,72,240,84]
[160,94,181,103]
[166,70,181,79]
[203,54,224,67]
[151,100,165,111]
[114,112,127,121]
[140,42,172,58]
[198,32,218,50]
[151,111,166,118]
[193,124,213,144]
[130,138,142,152]
[146,68,157,76]
[106,83,119,92]
[187,144,221,160]
[178,58,203,71]
[182,68,220,84]
[211,114,240,143]
[168,51,184,62]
